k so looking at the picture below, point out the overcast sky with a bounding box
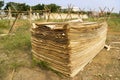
[3,0,120,13]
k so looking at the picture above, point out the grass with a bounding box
[0,30,31,51]
[0,67,5,79]
[87,17,120,32]
[0,20,10,29]
[107,18,120,32]
[0,20,10,34]
[0,20,31,80]
[0,20,31,51]
[10,61,24,70]
[32,59,63,77]
[0,64,7,80]
[34,60,50,70]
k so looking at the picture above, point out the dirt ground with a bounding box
[0,22,120,80]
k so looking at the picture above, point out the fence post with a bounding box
[8,13,21,34]
[29,7,32,24]
[8,7,12,26]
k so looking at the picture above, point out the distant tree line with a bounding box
[0,1,119,17]
[2,2,61,12]
[4,2,30,11]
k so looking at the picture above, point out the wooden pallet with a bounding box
[31,21,107,77]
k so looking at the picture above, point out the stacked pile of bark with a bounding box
[31,21,107,77]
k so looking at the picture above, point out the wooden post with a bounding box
[44,6,51,22]
[29,7,32,24]
[78,8,85,19]
[89,8,96,21]
[8,7,12,26]
[8,13,21,34]
[99,7,107,21]
[64,4,73,21]
[47,10,51,22]
[57,9,63,22]
[106,8,114,21]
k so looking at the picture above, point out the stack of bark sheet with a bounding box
[31,21,107,77]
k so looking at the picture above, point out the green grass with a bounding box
[0,30,31,51]
[0,20,31,51]
[0,20,31,79]
[87,17,120,32]
[36,60,50,70]
[0,20,10,34]
[10,61,24,70]
[0,20,10,29]
[0,64,7,80]
[0,67,5,79]
[32,59,63,77]
[107,18,120,32]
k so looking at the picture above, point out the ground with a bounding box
[0,17,120,80]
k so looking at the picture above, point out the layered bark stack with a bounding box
[31,21,107,77]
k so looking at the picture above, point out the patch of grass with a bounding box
[0,29,3,34]
[32,59,63,77]
[0,67,5,80]
[10,62,24,70]
[107,18,120,32]
[32,59,50,70]
[37,61,50,70]
[0,20,10,29]
[50,68,63,78]
[0,20,10,34]
[0,25,31,51]
[87,17,120,32]
[0,64,7,80]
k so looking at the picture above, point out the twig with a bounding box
[10,69,15,80]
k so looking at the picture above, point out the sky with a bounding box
[3,0,120,13]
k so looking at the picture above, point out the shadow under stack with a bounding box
[31,21,107,77]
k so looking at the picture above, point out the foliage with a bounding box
[110,13,120,18]
[4,2,61,12]
[107,18,120,32]
[32,3,61,12]
[0,0,4,9]
[46,4,61,12]
[4,2,30,11]
[32,4,45,10]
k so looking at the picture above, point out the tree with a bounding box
[0,0,4,9]
[4,2,61,13]
[46,4,61,12]
[4,2,30,11]
[32,4,44,10]
[32,3,61,12]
